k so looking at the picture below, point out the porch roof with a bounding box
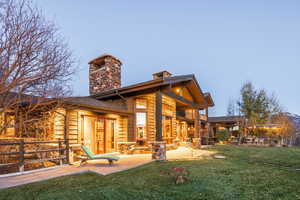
[208,116,245,124]
[62,96,131,115]
[92,74,213,108]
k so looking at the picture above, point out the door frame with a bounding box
[80,114,117,153]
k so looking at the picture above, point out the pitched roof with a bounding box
[208,116,244,123]
[91,74,213,107]
[204,92,214,107]
[62,96,130,114]
[92,74,195,98]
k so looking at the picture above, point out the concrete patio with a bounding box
[0,147,215,190]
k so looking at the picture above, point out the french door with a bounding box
[83,116,116,154]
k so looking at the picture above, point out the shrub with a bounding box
[216,129,231,142]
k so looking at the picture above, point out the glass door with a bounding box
[95,119,105,154]
[83,116,96,153]
[105,119,116,153]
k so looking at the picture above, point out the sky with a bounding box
[33,0,300,116]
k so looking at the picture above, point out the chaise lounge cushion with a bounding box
[82,145,120,161]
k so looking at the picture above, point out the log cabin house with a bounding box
[0,54,214,159]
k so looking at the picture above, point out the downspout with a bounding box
[115,90,128,110]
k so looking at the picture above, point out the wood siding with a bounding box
[53,108,65,141]
[67,110,79,144]
[162,94,177,139]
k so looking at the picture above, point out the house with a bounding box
[0,54,214,159]
[209,115,297,145]
[208,116,245,138]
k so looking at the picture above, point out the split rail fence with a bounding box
[0,139,69,174]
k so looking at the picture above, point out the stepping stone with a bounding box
[214,155,226,159]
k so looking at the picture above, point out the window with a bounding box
[185,109,195,119]
[136,112,147,139]
[135,98,148,140]
[163,116,174,144]
[3,113,15,136]
[136,98,147,109]
[162,103,173,116]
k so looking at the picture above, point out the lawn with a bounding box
[1,145,300,200]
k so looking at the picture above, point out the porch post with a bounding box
[64,110,71,164]
[152,91,166,161]
[194,108,201,148]
[155,92,163,141]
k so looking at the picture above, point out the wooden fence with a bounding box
[0,139,69,173]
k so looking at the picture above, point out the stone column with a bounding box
[152,142,166,161]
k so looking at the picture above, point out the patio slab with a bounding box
[0,154,153,189]
[0,147,215,190]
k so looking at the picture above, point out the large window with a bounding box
[136,112,147,139]
[162,103,173,116]
[135,98,147,140]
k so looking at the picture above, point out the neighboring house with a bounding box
[209,115,298,145]
[208,116,245,138]
[0,54,214,156]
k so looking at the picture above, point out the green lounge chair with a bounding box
[80,145,120,166]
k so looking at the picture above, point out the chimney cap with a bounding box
[88,53,122,65]
[152,70,172,80]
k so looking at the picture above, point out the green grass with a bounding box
[1,145,300,200]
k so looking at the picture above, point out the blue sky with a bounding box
[34,0,300,116]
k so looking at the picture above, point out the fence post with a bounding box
[58,140,63,166]
[19,139,24,172]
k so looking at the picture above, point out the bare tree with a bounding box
[227,98,237,116]
[0,0,76,137]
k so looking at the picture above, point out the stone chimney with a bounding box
[89,54,122,95]
[152,71,172,80]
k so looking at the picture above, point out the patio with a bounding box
[0,147,214,190]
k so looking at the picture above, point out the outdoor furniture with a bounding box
[80,146,120,166]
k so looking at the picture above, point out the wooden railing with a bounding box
[0,139,69,173]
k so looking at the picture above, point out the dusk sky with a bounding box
[34,0,300,116]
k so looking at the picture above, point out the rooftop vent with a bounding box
[152,71,172,80]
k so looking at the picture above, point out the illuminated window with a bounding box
[136,112,147,139]
[185,109,195,119]
[162,103,173,116]
[163,116,173,139]
[4,113,15,136]
[136,98,147,109]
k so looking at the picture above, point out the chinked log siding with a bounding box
[118,116,128,142]
[162,94,177,139]
[53,108,66,141]
[67,110,79,144]
[53,108,79,145]
[127,97,135,142]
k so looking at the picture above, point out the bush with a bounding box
[216,129,231,142]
